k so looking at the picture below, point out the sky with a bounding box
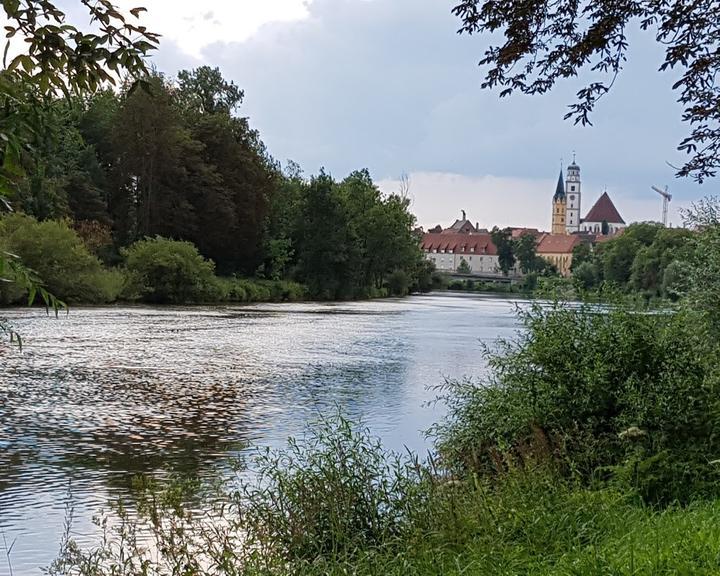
[98,0,713,230]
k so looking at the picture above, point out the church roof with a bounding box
[553,170,565,201]
[583,192,625,224]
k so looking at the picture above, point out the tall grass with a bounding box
[49,413,720,576]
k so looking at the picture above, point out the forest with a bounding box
[0,67,429,305]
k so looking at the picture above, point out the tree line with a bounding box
[570,222,694,300]
[0,67,428,303]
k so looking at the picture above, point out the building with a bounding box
[421,214,502,274]
[565,160,582,233]
[550,158,626,237]
[536,234,581,276]
[580,192,626,235]
[551,170,567,235]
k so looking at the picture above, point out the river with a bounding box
[0,293,523,574]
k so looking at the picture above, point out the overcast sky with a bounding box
[109,0,711,230]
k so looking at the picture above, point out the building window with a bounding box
[571,186,576,192]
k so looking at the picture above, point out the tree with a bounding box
[112,75,198,242]
[514,233,537,274]
[457,258,471,274]
[600,236,641,285]
[296,172,357,299]
[571,243,593,272]
[491,227,515,275]
[452,0,720,181]
[1,1,158,195]
[177,66,244,115]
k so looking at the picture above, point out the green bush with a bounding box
[216,277,248,302]
[123,237,221,304]
[217,277,308,303]
[241,415,424,564]
[434,303,720,504]
[431,271,448,290]
[0,214,124,304]
[386,268,410,296]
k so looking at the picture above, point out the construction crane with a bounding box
[651,185,672,226]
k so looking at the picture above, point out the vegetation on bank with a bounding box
[0,214,308,305]
[49,198,720,575]
[0,66,428,305]
[570,222,694,300]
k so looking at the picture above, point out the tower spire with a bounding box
[553,169,565,200]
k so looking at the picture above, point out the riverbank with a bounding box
[0,214,432,307]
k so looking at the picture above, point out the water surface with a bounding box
[0,293,522,574]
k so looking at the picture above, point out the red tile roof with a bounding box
[536,234,581,254]
[583,192,625,224]
[421,232,497,255]
[510,227,543,239]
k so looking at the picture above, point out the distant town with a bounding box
[420,158,629,277]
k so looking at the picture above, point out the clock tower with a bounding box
[565,156,581,234]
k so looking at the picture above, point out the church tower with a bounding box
[551,169,567,235]
[565,157,581,233]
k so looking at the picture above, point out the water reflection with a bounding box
[0,293,521,574]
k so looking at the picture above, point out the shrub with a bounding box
[434,302,720,504]
[413,259,436,293]
[0,214,123,304]
[431,271,448,290]
[123,237,220,304]
[216,277,248,302]
[386,268,410,296]
[241,414,424,563]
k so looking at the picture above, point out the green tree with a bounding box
[112,74,198,242]
[570,243,592,272]
[491,227,515,275]
[599,236,641,286]
[573,261,598,291]
[514,233,537,274]
[452,0,720,181]
[296,172,357,299]
[457,258,471,274]
[177,66,244,115]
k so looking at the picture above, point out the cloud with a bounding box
[141,0,709,222]
[377,172,691,231]
[114,0,311,58]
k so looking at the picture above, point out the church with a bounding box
[551,158,626,236]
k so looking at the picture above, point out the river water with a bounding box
[0,293,522,574]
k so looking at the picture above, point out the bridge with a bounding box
[441,272,516,284]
